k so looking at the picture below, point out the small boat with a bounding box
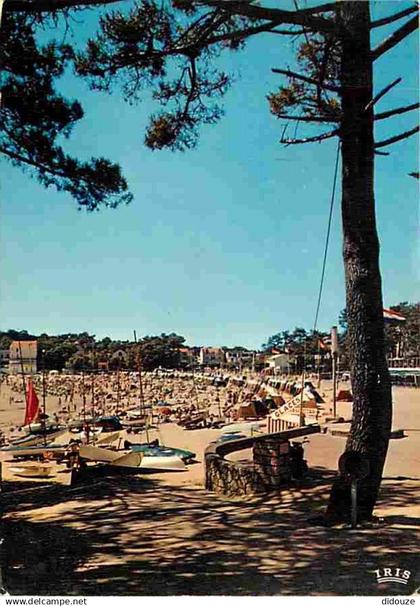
[110,451,144,469]
[2,444,67,459]
[79,444,122,463]
[95,430,123,446]
[122,419,147,430]
[7,428,67,448]
[221,422,264,434]
[125,407,152,419]
[80,444,185,472]
[217,433,246,442]
[68,418,93,431]
[139,455,186,472]
[93,415,123,432]
[128,442,196,462]
[79,444,144,469]
[23,422,65,436]
[9,463,53,478]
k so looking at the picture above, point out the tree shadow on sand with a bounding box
[2,466,419,596]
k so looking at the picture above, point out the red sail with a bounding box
[24,378,40,426]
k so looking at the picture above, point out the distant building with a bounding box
[179,347,199,367]
[266,352,293,374]
[9,340,38,375]
[199,347,226,367]
[225,348,256,369]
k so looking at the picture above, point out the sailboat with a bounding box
[124,334,187,471]
[3,374,65,458]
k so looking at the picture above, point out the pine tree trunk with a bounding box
[326,2,392,523]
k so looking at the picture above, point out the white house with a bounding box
[225,349,256,369]
[266,353,293,374]
[9,340,38,375]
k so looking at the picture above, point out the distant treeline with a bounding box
[0,301,417,371]
[262,302,420,367]
[0,330,187,372]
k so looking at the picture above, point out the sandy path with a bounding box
[2,473,419,596]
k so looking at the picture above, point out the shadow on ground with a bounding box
[1,466,419,596]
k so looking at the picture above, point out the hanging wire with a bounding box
[299,139,341,414]
[313,140,341,333]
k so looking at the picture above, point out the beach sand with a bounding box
[1,378,419,595]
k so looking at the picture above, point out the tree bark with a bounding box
[326,2,392,523]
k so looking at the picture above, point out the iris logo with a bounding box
[373,568,412,585]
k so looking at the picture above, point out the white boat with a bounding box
[9,463,53,478]
[3,444,67,459]
[79,444,185,472]
[23,421,64,435]
[139,455,186,472]
[7,428,68,449]
[79,444,121,463]
[221,422,264,434]
[95,430,123,446]
[79,445,143,469]
[53,426,119,447]
[110,451,143,469]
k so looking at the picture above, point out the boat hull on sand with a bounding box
[9,463,53,478]
[2,444,66,459]
[7,429,68,449]
[139,455,186,472]
[221,422,264,434]
[79,444,121,463]
[130,444,195,462]
[79,445,185,472]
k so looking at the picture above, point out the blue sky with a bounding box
[0,1,418,349]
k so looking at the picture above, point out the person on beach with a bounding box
[80,424,90,445]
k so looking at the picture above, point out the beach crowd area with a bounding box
[0,370,419,596]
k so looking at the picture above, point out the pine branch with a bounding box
[205,20,280,45]
[365,78,401,112]
[291,2,337,15]
[276,113,338,123]
[197,1,337,33]
[3,0,124,13]
[375,102,419,121]
[269,28,308,36]
[375,125,419,149]
[371,5,418,29]
[280,128,339,145]
[183,56,197,118]
[0,145,74,180]
[272,68,340,92]
[372,15,419,61]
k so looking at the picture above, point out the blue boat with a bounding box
[129,442,196,462]
[218,433,246,442]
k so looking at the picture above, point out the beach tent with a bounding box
[235,400,269,419]
[303,384,324,404]
[337,389,353,402]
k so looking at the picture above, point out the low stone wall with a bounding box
[205,456,266,496]
[205,424,320,497]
